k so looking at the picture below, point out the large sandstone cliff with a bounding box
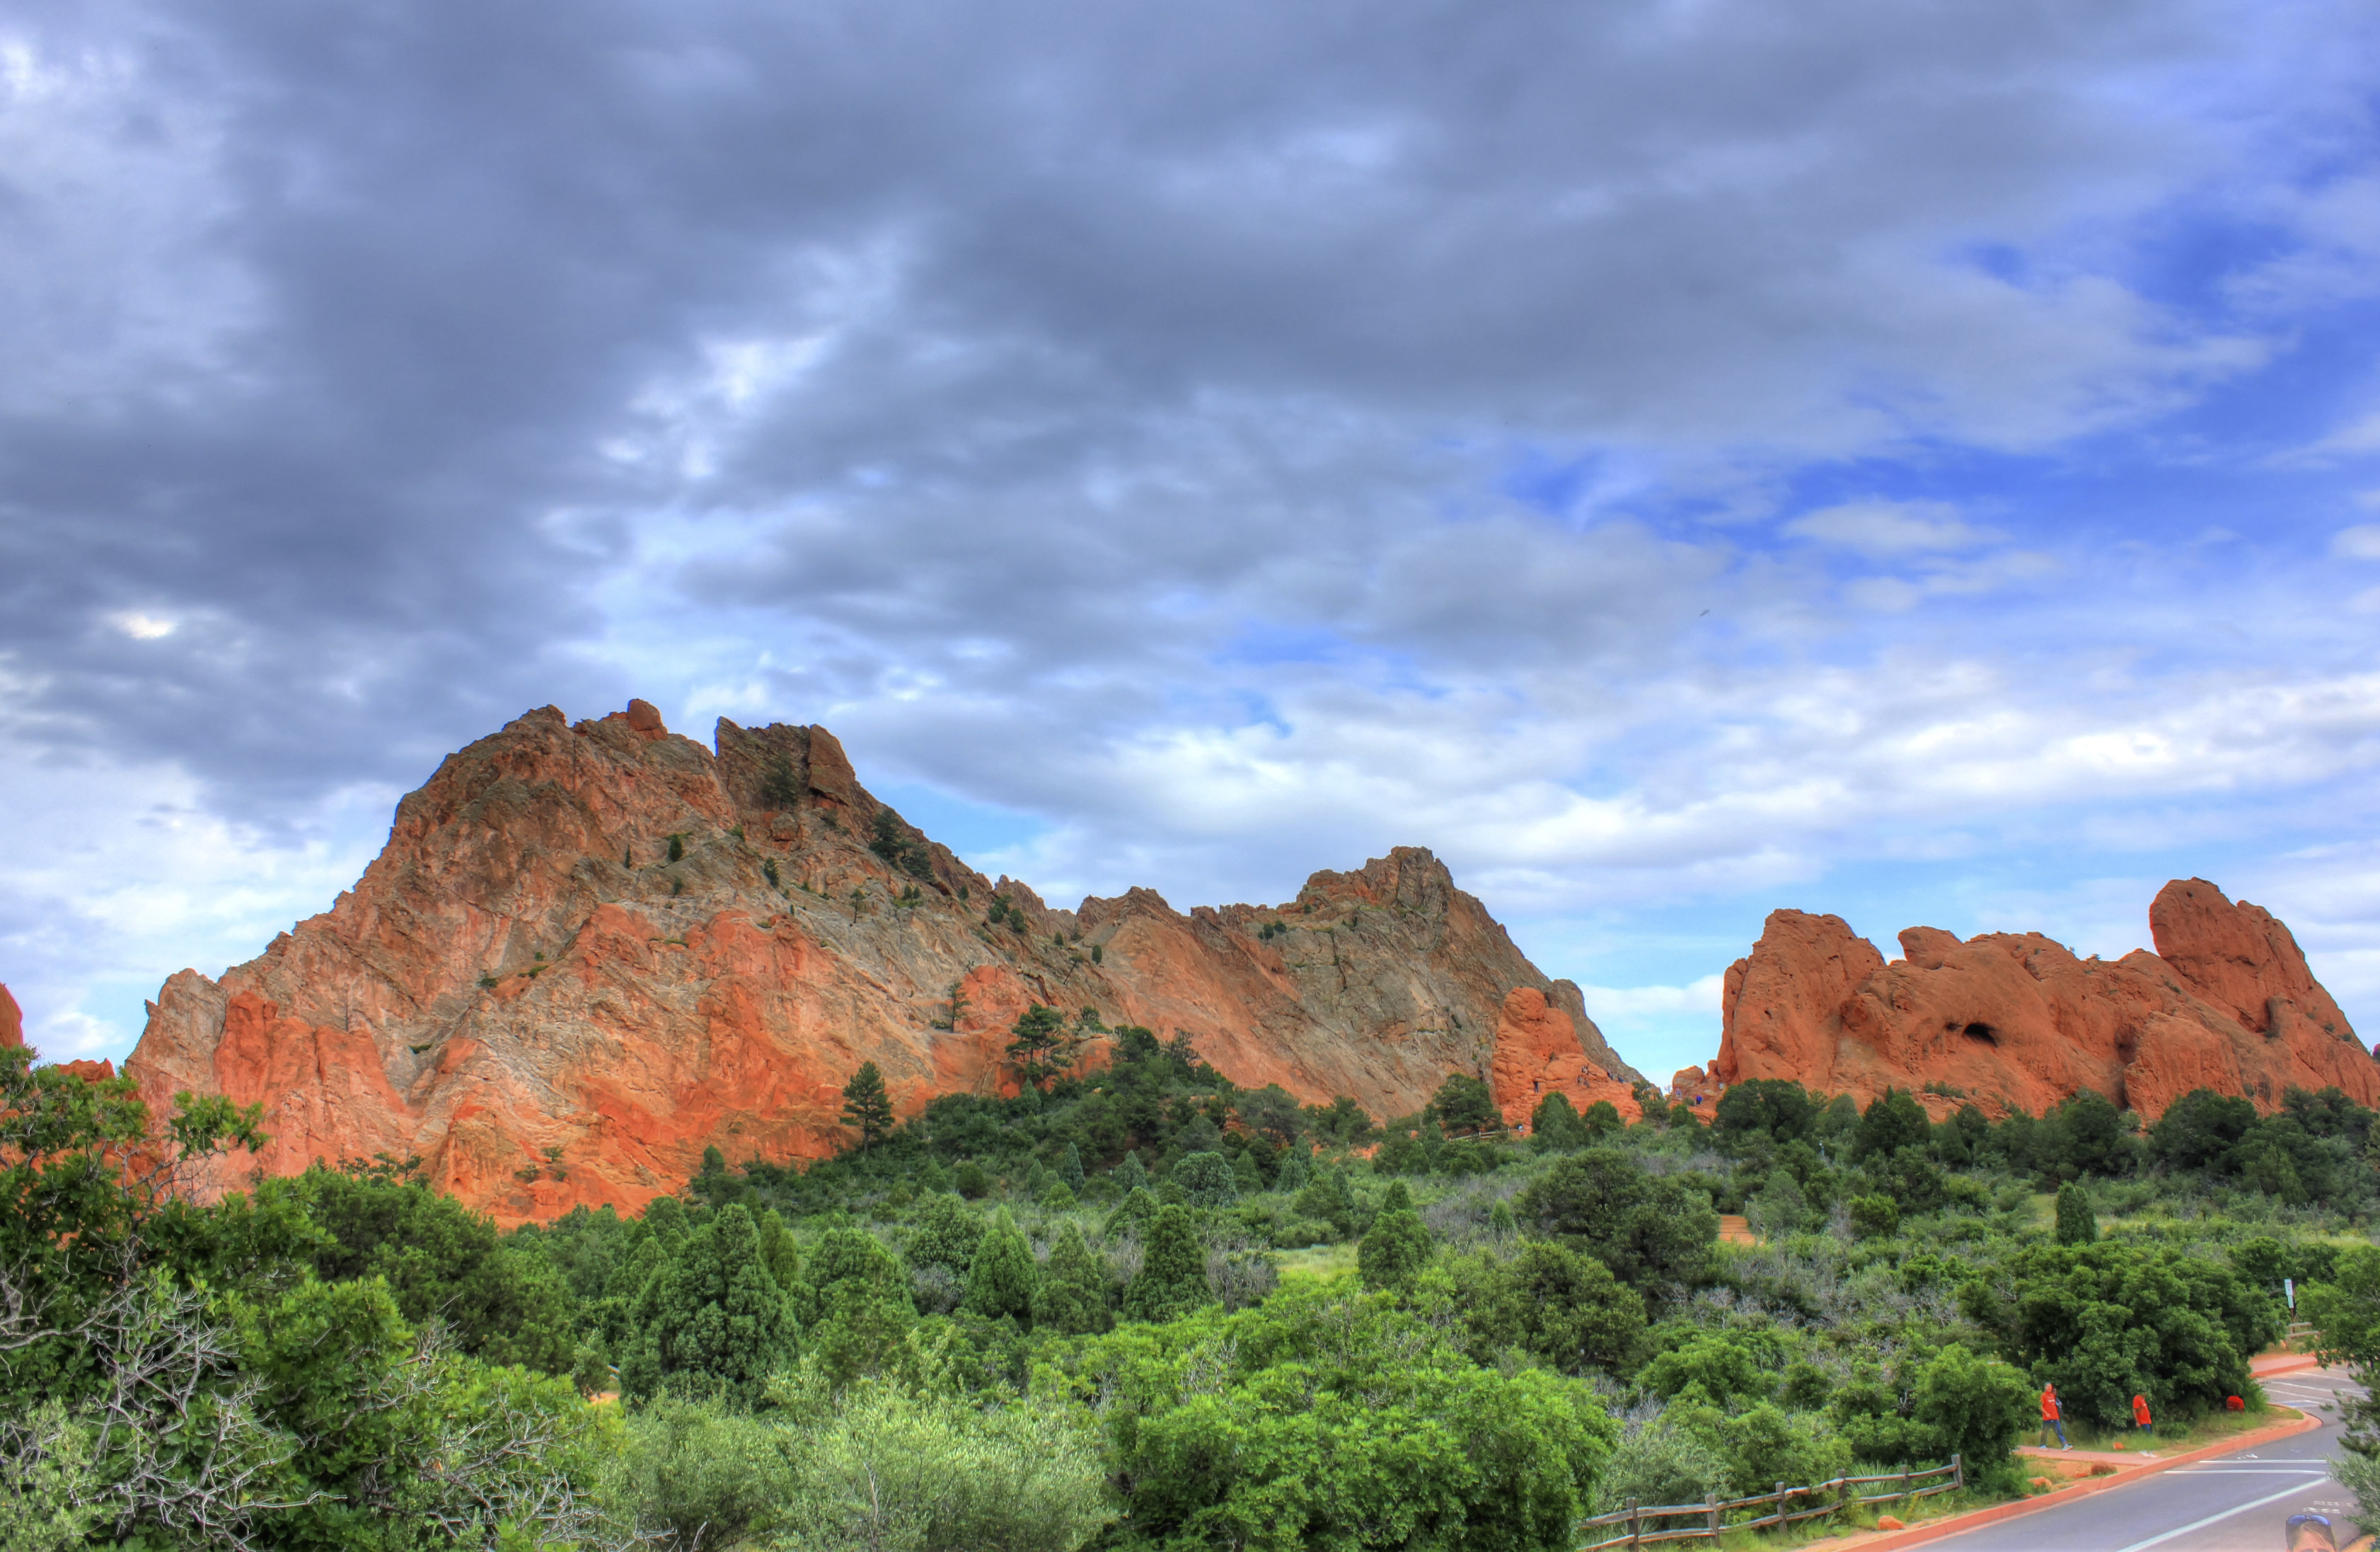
[1711,880,2379,1119]
[122,701,1634,1222]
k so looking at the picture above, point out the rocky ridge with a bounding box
[1704,880,2379,1120]
[121,701,1635,1222]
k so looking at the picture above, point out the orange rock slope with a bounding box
[1711,880,2379,1120]
[122,701,1636,1222]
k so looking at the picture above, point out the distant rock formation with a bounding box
[1712,880,2378,1119]
[122,701,1638,1222]
[1,983,20,1050]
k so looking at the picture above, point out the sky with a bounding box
[6,0,2380,1085]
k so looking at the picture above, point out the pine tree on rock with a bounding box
[1123,1204,1213,1322]
[1032,1220,1114,1336]
[2055,1180,2098,1245]
[962,1207,1041,1324]
[840,1062,895,1149]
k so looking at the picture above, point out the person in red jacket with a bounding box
[2133,1392,2153,1435]
[2041,1383,2069,1449]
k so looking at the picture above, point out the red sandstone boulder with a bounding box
[0,983,20,1050]
[125,703,1641,1223]
[1711,884,2376,1119]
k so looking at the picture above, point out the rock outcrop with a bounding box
[1,983,20,1050]
[1711,880,2377,1119]
[125,702,1636,1222]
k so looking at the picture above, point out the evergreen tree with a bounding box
[1530,1091,1588,1150]
[1174,1151,1238,1207]
[1430,1073,1501,1134]
[1488,1198,1518,1241]
[2055,1180,2098,1245]
[1750,1168,1810,1238]
[1358,1206,1434,1294]
[757,1207,805,1293]
[1275,1147,1311,1193]
[1059,1141,1087,1190]
[840,1062,895,1149]
[1230,1150,1263,1193]
[1104,1185,1160,1241]
[1115,1151,1150,1193]
[1033,1220,1114,1335]
[623,1205,801,1405]
[963,1207,1041,1323]
[1123,1205,1213,1322]
[1006,1004,1084,1088]
[1853,1088,1931,1162]
[915,1156,952,1195]
[1380,1180,1414,1214]
[905,1190,985,1280]
[1294,1166,1357,1238]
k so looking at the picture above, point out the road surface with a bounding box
[1925,1368,2361,1552]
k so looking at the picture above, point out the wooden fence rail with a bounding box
[1578,1456,1963,1550]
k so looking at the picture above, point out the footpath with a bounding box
[1792,1353,2331,1552]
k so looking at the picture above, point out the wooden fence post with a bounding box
[1953,1454,1963,1491]
[1775,1483,1787,1529]
[1626,1497,1640,1550]
[1900,1468,1910,1502]
[1706,1490,1720,1542]
[1837,1473,1852,1517]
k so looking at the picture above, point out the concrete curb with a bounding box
[1806,1406,2326,1552]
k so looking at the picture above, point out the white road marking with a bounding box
[2106,1478,2333,1552]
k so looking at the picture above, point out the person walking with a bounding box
[2041,1382,2069,1449]
[2132,1392,2153,1436]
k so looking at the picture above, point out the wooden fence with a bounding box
[1578,1456,1963,1550]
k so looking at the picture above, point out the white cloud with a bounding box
[2333,524,2380,560]
[1784,501,1992,556]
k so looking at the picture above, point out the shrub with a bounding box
[1847,1194,1900,1240]
[962,1207,1040,1324]
[1519,1149,1718,1301]
[1443,1241,1646,1374]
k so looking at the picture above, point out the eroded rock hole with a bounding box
[1962,1022,1997,1045]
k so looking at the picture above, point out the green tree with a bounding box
[1989,1241,2277,1428]
[1711,1079,1820,1154]
[1847,1193,1900,1239]
[1237,1084,1306,1148]
[1275,1147,1312,1192]
[1007,1004,1085,1088]
[1443,1241,1645,1374]
[1114,1150,1150,1194]
[1358,1206,1433,1294]
[1033,1221,1114,1336]
[1853,1088,1932,1163]
[1913,1344,2035,1475]
[1431,1072,1501,1134]
[297,1160,578,1373]
[1123,1205,1213,1321]
[841,1061,896,1149]
[2055,1180,2097,1245]
[623,1204,803,1405]
[2306,1245,2380,1526]
[1748,1168,1810,1238]
[905,1191,985,1282]
[1518,1149,1718,1301]
[1173,1150,1239,1207]
[1530,1091,1587,1151]
[1058,1140,1087,1190]
[962,1207,1041,1325]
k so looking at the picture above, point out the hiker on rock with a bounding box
[2041,1382,2069,1449]
[2132,1392,2152,1435]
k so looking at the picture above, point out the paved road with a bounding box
[1924,1369,2360,1552]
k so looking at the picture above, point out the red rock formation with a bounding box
[1710,882,2378,1120]
[1490,987,1644,1126]
[0,983,20,1050]
[125,702,1639,1222]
